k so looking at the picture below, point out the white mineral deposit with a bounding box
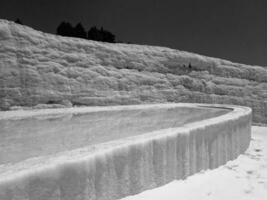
[0,3,267,199]
[0,104,252,199]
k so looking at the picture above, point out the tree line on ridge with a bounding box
[15,19,117,43]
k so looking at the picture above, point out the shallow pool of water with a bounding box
[0,106,229,165]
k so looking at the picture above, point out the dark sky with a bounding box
[1,0,267,66]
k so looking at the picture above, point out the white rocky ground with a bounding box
[121,126,267,200]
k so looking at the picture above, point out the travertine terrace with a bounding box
[0,103,251,200]
[0,20,266,123]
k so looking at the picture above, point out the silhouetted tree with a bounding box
[87,26,115,43]
[56,21,74,37]
[101,27,115,43]
[15,18,23,25]
[87,26,99,41]
[74,23,87,39]
[56,21,116,43]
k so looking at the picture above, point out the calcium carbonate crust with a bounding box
[0,103,251,200]
[0,19,266,123]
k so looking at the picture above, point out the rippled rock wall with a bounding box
[0,19,266,123]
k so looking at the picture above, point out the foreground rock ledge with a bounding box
[0,19,266,123]
[0,103,251,200]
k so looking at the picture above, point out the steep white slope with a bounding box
[0,19,266,123]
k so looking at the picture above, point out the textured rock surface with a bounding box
[0,104,251,200]
[0,19,266,122]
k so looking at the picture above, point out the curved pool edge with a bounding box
[0,103,252,200]
[0,103,233,120]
